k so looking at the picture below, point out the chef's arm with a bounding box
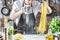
[47,5,52,13]
[10,10,22,20]
[10,7,25,20]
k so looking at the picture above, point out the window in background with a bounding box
[51,0,60,5]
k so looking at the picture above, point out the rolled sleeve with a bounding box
[10,0,23,25]
[33,1,42,17]
[37,2,42,13]
[10,0,22,18]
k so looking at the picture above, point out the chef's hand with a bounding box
[20,4,30,13]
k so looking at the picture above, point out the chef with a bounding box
[10,0,52,34]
